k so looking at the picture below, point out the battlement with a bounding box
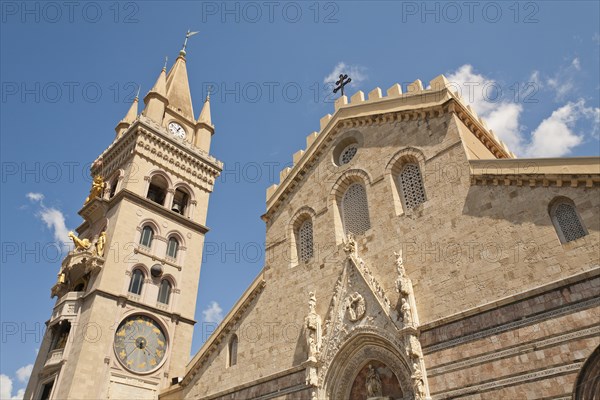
[265,74,516,209]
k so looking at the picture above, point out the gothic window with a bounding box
[157,280,172,305]
[140,226,154,248]
[399,163,426,209]
[128,269,144,295]
[228,334,238,367]
[146,175,168,205]
[550,199,587,243]
[342,183,371,235]
[171,187,190,215]
[296,219,314,263]
[339,144,358,165]
[166,237,179,259]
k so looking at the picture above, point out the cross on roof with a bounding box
[333,74,351,97]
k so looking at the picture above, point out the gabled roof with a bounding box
[263,75,517,217]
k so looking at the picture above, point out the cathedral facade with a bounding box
[25,43,599,400]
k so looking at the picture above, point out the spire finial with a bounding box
[206,85,213,102]
[135,85,141,100]
[180,29,199,56]
[163,56,168,71]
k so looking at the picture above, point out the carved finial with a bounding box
[135,85,141,100]
[308,291,316,312]
[163,56,168,71]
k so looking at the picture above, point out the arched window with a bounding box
[296,219,314,263]
[157,280,172,305]
[166,237,179,259]
[550,199,587,243]
[171,187,190,215]
[342,183,371,235]
[140,226,154,248]
[146,174,168,206]
[109,177,118,198]
[228,334,238,367]
[399,163,426,209]
[128,269,144,295]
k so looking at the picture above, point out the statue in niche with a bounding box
[85,175,105,204]
[68,231,91,251]
[411,365,426,400]
[304,292,321,362]
[400,298,413,326]
[94,231,107,257]
[394,250,412,298]
[365,364,383,397]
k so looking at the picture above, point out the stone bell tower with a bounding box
[24,39,222,400]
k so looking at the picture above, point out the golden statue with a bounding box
[94,231,107,257]
[68,231,91,251]
[85,175,105,204]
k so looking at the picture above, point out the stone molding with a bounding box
[431,362,583,399]
[427,325,600,377]
[423,296,600,354]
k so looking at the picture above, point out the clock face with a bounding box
[114,315,167,374]
[168,122,186,139]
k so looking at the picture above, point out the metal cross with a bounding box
[333,74,351,97]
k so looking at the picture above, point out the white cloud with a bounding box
[571,57,581,71]
[446,64,599,158]
[525,100,598,157]
[202,301,223,324]
[25,193,72,249]
[324,62,368,87]
[446,64,525,153]
[15,365,32,384]
[545,58,581,101]
[1,374,25,400]
[26,193,44,202]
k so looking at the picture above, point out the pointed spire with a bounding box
[150,63,167,96]
[123,91,139,123]
[115,91,139,136]
[165,52,194,119]
[197,89,212,126]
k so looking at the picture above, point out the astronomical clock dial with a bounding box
[168,122,186,139]
[114,315,167,374]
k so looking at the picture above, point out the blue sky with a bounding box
[1,1,599,397]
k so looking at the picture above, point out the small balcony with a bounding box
[49,291,84,325]
[44,348,65,368]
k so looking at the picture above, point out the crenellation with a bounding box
[350,90,365,104]
[387,83,403,97]
[334,95,348,111]
[429,74,450,90]
[407,79,424,93]
[368,87,383,100]
[293,149,305,165]
[320,114,333,131]
[279,167,292,182]
[306,131,319,148]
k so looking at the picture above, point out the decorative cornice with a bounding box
[91,116,222,185]
[469,157,600,188]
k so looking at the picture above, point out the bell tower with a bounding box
[24,41,222,400]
